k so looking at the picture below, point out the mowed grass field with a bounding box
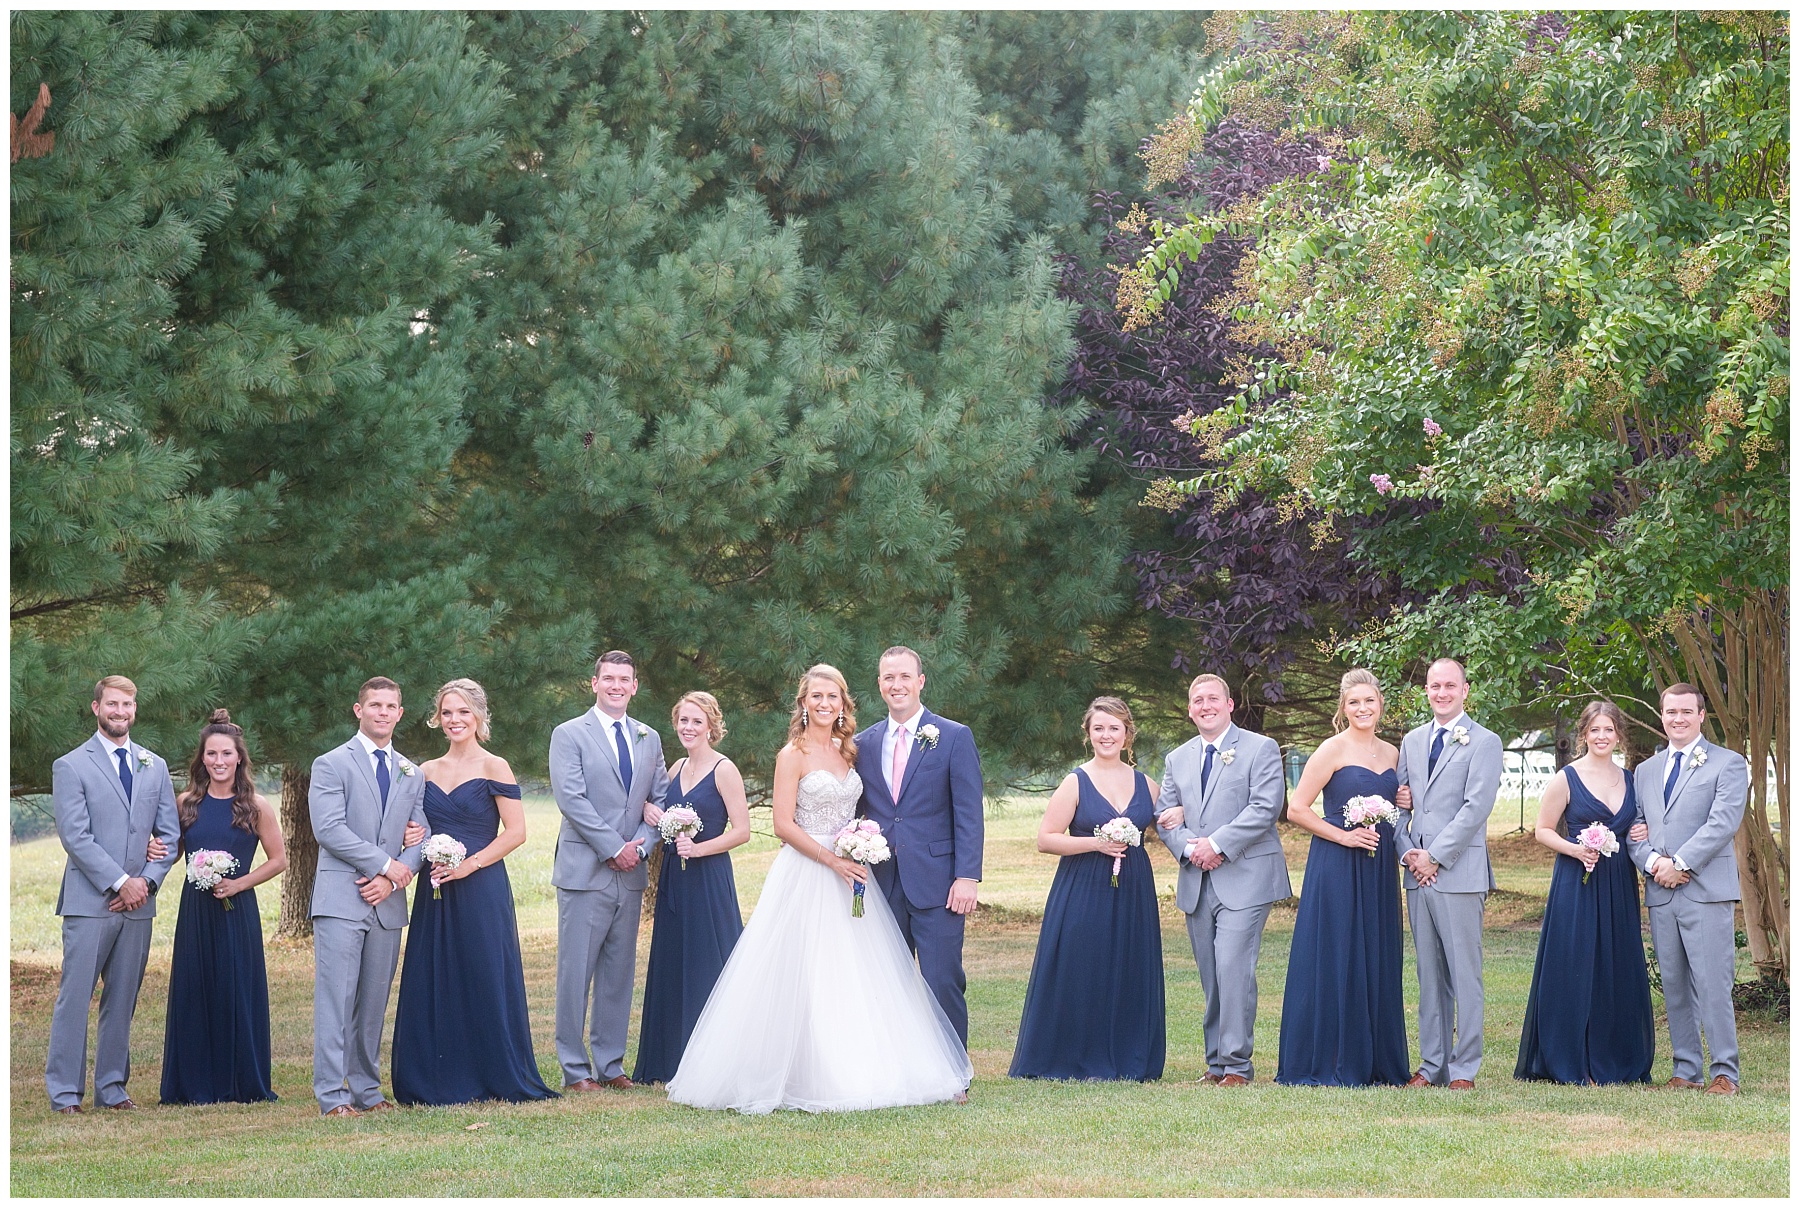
[10,796,1788,1196]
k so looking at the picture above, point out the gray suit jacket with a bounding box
[1627,738,1745,906]
[1395,716,1502,893]
[308,739,427,929]
[548,710,668,894]
[1158,725,1292,912]
[52,735,180,919]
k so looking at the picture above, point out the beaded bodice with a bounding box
[795,768,861,837]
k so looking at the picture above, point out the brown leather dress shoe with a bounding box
[1447,1079,1474,1090]
[1664,1076,1706,1091]
[54,1104,83,1115]
[1704,1075,1739,1095]
[1199,1073,1224,1085]
[1405,1071,1433,1088]
[323,1105,362,1118]
[102,1098,138,1111]
[564,1078,604,1092]
[361,1100,396,1113]
[1218,1074,1250,1087]
[604,1074,634,1089]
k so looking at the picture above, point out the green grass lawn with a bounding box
[10,798,1787,1196]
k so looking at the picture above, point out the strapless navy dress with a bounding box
[391,779,556,1104]
[1276,765,1410,1086]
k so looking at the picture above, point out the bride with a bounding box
[665,664,972,1113]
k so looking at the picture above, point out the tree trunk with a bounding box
[277,765,317,940]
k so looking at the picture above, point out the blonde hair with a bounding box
[786,664,858,763]
[1332,668,1385,732]
[93,675,137,702]
[427,677,491,742]
[1187,673,1231,698]
[1081,696,1138,762]
[673,691,727,745]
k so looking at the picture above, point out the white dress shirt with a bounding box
[353,730,398,877]
[1184,735,1226,864]
[882,705,925,799]
[592,707,641,858]
[1644,737,1702,873]
[98,731,134,892]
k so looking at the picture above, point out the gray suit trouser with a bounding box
[1406,887,1485,1083]
[1649,896,1739,1084]
[1185,878,1272,1080]
[556,883,643,1084]
[46,914,152,1109]
[313,915,403,1112]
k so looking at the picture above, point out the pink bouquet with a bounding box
[186,849,240,910]
[421,833,467,899]
[1093,817,1142,886]
[1575,821,1619,884]
[1342,795,1400,857]
[832,819,892,917]
[658,805,703,869]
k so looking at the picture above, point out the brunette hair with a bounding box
[673,691,727,745]
[786,664,858,763]
[93,675,137,702]
[427,678,492,742]
[1575,699,1630,761]
[1081,696,1138,762]
[357,676,401,704]
[1332,668,1386,733]
[1660,682,1706,711]
[179,709,260,834]
[594,650,636,675]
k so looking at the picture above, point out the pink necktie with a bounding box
[891,725,910,798]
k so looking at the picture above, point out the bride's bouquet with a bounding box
[1575,821,1620,884]
[658,805,703,869]
[1342,796,1400,857]
[421,833,467,899]
[1093,817,1141,886]
[832,819,891,917]
[186,849,240,910]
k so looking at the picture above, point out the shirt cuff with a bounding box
[1673,854,1691,873]
[379,858,392,877]
[613,840,636,860]
[111,873,128,893]
[1642,852,1661,874]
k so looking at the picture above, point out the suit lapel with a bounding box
[587,712,627,789]
[895,710,931,808]
[87,737,132,809]
[625,717,652,798]
[1424,720,1464,792]
[865,719,896,811]
[1666,741,1705,816]
[1197,725,1238,815]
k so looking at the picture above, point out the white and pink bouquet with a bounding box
[1093,817,1142,886]
[186,849,240,910]
[421,833,467,899]
[1575,821,1620,884]
[658,805,704,869]
[1342,795,1400,857]
[832,819,892,917]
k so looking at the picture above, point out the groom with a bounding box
[855,646,984,1049]
[1394,657,1502,1090]
[1155,673,1290,1086]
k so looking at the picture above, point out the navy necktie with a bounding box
[1200,744,1216,795]
[1428,726,1447,777]
[614,721,634,788]
[374,748,391,806]
[115,747,134,801]
[1663,750,1684,806]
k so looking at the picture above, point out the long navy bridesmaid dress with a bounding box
[391,779,557,1104]
[1010,767,1165,1081]
[1516,766,1654,1084]
[160,794,277,1104]
[1276,764,1410,1086]
[632,760,745,1084]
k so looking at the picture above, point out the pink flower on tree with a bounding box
[1422,417,1443,438]
[1369,473,1395,495]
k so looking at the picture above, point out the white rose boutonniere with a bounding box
[1451,725,1471,746]
[398,759,416,777]
[135,749,154,770]
[636,724,650,740]
[1220,748,1236,766]
[1690,746,1708,768]
[917,724,940,750]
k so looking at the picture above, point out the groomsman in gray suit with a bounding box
[309,676,428,1116]
[46,675,180,1113]
[1156,674,1291,1086]
[549,650,668,1090]
[1394,657,1503,1089]
[1627,683,1746,1094]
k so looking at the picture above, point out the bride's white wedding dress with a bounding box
[665,768,972,1113]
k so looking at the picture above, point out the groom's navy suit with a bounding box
[856,707,983,1046]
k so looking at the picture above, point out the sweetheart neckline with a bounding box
[799,767,858,786]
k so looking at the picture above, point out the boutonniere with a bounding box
[635,723,649,740]
[1220,748,1237,766]
[917,724,940,750]
[1689,746,1708,768]
[398,759,416,777]
[1451,725,1471,746]
[135,748,154,770]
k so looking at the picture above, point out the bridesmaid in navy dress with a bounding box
[392,679,556,1105]
[159,709,287,1104]
[1276,669,1410,1087]
[1516,700,1654,1084]
[633,691,750,1084]
[1011,697,1165,1081]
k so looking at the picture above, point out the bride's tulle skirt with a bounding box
[665,840,972,1113]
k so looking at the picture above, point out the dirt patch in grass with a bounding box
[1486,888,1546,930]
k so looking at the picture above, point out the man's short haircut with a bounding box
[93,675,137,702]
[1187,673,1232,698]
[880,645,924,675]
[1660,681,1707,711]
[1426,657,1468,684]
[595,650,635,676]
[358,675,402,704]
